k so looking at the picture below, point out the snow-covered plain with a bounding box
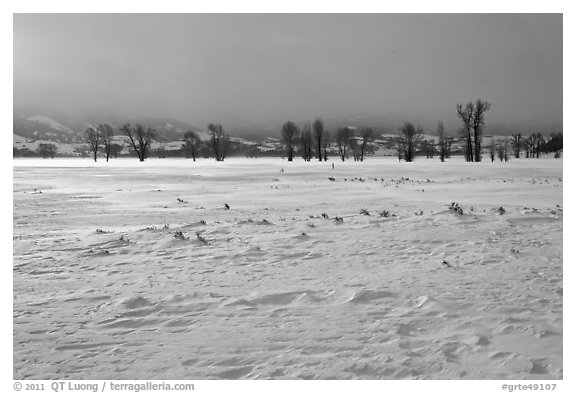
[13,157,562,380]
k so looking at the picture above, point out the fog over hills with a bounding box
[12,104,561,148]
[14,14,562,141]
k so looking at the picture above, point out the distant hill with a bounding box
[13,109,210,144]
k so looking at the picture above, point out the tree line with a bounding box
[281,118,376,162]
[78,122,231,162]
[14,101,562,161]
[277,101,560,163]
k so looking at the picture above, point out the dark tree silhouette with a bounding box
[313,118,324,161]
[97,123,114,162]
[497,141,504,161]
[322,131,331,161]
[336,126,353,161]
[398,122,422,162]
[182,130,200,161]
[299,122,313,161]
[349,133,360,162]
[511,133,523,159]
[121,123,157,161]
[524,133,545,158]
[436,121,448,162]
[471,100,491,161]
[497,139,509,162]
[525,134,533,158]
[85,126,100,162]
[359,127,374,161]
[489,138,496,162]
[208,123,229,161]
[457,103,474,162]
[535,132,545,158]
[457,100,490,162]
[37,143,57,159]
[541,132,562,157]
[281,121,300,161]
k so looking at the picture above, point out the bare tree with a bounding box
[299,122,313,161]
[436,121,448,162]
[85,126,100,162]
[511,133,523,159]
[535,132,545,158]
[471,99,491,161]
[313,118,324,162]
[336,126,353,161]
[207,123,228,161]
[97,123,114,162]
[456,103,474,162]
[457,100,491,162]
[281,121,300,161]
[322,131,331,161]
[121,123,157,161]
[525,134,533,158]
[398,122,422,162]
[359,127,374,161]
[497,139,509,162]
[349,134,360,162]
[525,133,544,158]
[182,130,200,161]
[489,138,496,162]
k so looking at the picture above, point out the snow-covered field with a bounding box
[13,157,562,380]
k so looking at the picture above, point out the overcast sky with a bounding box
[13,13,562,135]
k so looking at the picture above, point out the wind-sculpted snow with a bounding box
[13,158,562,379]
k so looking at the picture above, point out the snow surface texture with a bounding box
[13,158,562,379]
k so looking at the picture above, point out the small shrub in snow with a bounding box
[196,232,210,245]
[173,231,186,240]
[379,210,392,218]
[497,206,506,215]
[449,202,463,215]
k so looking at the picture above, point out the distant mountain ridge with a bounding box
[13,109,208,144]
